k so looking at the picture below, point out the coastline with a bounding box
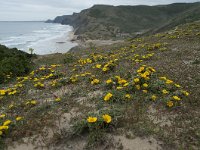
[31,27,78,55]
[0,22,78,55]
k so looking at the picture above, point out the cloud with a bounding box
[0,0,198,21]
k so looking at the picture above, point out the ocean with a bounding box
[0,21,77,55]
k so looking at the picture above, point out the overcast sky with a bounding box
[0,0,199,21]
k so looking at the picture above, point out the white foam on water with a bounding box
[0,22,77,55]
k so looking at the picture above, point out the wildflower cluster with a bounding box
[0,115,23,137]
[102,65,189,107]
[0,23,195,146]
[0,64,62,138]
[87,114,112,124]
[0,119,11,136]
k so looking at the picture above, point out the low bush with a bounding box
[0,45,33,84]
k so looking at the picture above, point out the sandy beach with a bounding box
[30,29,78,54]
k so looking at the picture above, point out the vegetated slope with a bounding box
[152,4,200,33]
[1,21,200,150]
[51,2,200,39]
[0,45,33,84]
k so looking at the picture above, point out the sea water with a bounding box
[0,21,77,55]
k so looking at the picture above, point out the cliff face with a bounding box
[53,15,73,24]
[49,2,200,40]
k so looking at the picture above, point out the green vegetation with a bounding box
[53,2,200,39]
[0,45,33,84]
[0,21,199,149]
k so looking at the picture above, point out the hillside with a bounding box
[50,2,200,40]
[0,21,200,150]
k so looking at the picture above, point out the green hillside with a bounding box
[52,2,200,39]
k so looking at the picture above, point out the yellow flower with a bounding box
[166,80,173,84]
[116,86,123,90]
[0,131,3,136]
[167,101,174,107]
[34,78,39,82]
[0,90,6,96]
[3,120,12,126]
[70,76,78,83]
[96,64,102,69]
[160,77,167,80]
[143,83,148,88]
[23,77,28,80]
[118,79,127,84]
[40,67,46,70]
[55,98,61,102]
[182,90,189,96]
[140,73,147,78]
[162,89,169,94]
[80,73,85,77]
[133,78,140,83]
[9,104,14,109]
[143,71,150,76]
[174,84,181,88]
[137,67,145,73]
[0,126,9,130]
[104,93,113,101]
[102,114,112,123]
[30,71,35,75]
[40,83,44,87]
[8,90,17,95]
[34,82,44,88]
[106,79,112,84]
[149,67,156,72]
[142,90,148,93]
[49,73,54,77]
[0,114,6,118]
[125,94,131,99]
[91,79,100,85]
[87,117,97,123]
[115,76,121,80]
[86,58,92,63]
[151,95,157,101]
[123,83,129,87]
[30,100,37,105]
[102,67,108,72]
[173,96,181,101]
[17,84,23,88]
[51,64,60,68]
[16,117,23,121]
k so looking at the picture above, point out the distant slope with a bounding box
[50,2,200,39]
[153,4,200,33]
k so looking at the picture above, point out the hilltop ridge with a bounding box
[48,2,200,40]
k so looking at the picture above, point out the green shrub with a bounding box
[0,45,33,84]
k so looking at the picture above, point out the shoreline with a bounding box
[35,27,124,56]
[31,27,78,55]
